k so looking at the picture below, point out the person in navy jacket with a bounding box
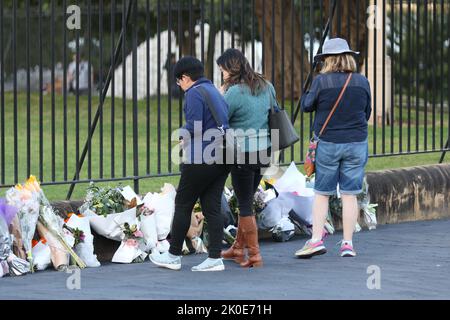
[149,56,231,272]
[295,38,372,259]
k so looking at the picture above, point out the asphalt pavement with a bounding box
[1,219,449,300]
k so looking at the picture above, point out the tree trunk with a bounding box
[255,0,310,100]
[173,11,198,58]
[325,0,367,70]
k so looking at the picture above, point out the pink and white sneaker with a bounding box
[295,240,327,259]
[340,241,357,257]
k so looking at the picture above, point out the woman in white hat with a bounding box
[295,38,372,259]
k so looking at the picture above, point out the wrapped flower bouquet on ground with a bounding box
[35,182,86,270]
[328,178,378,232]
[112,223,147,264]
[64,213,100,268]
[5,181,40,271]
[1,204,30,277]
[141,183,176,252]
[80,183,143,244]
[79,182,126,218]
[5,176,86,272]
[86,207,139,242]
[37,209,85,271]
[31,239,51,271]
[183,210,207,255]
[80,183,133,241]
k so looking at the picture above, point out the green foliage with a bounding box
[83,182,125,217]
[389,3,450,101]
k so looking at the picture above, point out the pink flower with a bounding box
[20,190,33,201]
[126,239,138,248]
[133,230,144,238]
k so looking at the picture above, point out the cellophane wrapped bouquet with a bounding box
[6,176,86,271]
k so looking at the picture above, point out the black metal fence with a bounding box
[0,0,449,198]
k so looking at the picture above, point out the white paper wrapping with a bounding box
[273,162,307,194]
[112,240,147,264]
[31,241,52,271]
[66,214,100,268]
[140,213,158,251]
[87,208,138,242]
[143,184,176,241]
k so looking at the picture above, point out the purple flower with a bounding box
[0,198,18,226]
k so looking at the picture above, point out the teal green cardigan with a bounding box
[223,82,276,153]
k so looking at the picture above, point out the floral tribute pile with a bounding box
[1,165,378,279]
[1,176,87,278]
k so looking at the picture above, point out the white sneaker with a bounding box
[191,258,225,272]
[149,251,182,271]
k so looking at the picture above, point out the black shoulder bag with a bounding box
[268,89,300,150]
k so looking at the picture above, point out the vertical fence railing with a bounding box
[0,0,448,198]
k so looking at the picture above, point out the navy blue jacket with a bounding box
[301,72,372,143]
[181,78,229,163]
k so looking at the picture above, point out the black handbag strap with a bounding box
[269,85,280,113]
[195,85,226,135]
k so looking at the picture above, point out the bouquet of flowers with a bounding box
[31,238,52,271]
[122,223,144,242]
[79,182,126,217]
[5,178,42,272]
[64,213,100,268]
[80,183,140,243]
[112,223,147,264]
[1,202,15,277]
[328,178,377,231]
[63,225,85,248]
[0,203,30,277]
[141,184,176,246]
[254,187,267,214]
[183,210,207,255]
[6,176,85,271]
[138,205,157,250]
[38,205,86,270]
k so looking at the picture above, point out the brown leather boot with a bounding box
[221,218,245,264]
[239,216,263,268]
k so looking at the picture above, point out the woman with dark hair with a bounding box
[217,48,276,268]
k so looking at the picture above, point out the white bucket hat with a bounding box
[315,38,360,60]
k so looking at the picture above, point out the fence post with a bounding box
[66,0,134,200]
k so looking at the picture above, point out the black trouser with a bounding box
[169,163,230,259]
[231,163,264,218]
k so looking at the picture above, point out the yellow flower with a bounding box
[27,175,38,184]
[15,184,24,191]
[24,183,34,192]
[25,175,42,192]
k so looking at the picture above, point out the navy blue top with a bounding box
[181,77,229,164]
[300,72,372,143]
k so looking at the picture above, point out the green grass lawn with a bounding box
[0,92,448,201]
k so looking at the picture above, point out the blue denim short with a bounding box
[314,139,368,196]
